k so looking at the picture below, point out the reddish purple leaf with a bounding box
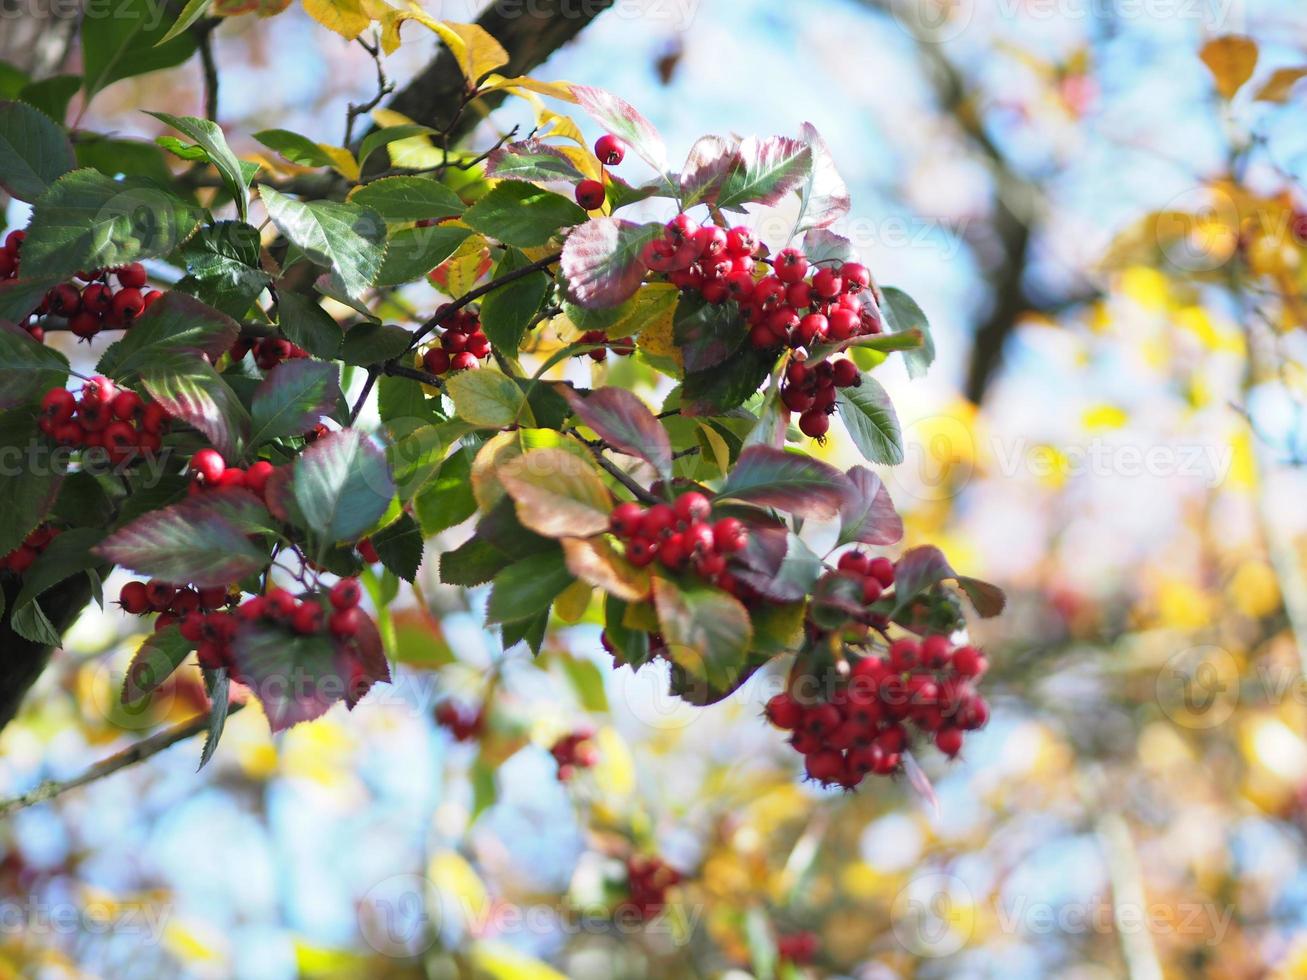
[679,135,740,207]
[140,352,250,461]
[485,139,585,183]
[714,135,813,212]
[838,465,903,546]
[795,122,851,231]
[891,545,1005,619]
[573,85,668,174]
[230,622,346,732]
[342,610,390,708]
[561,217,660,309]
[718,446,852,520]
[562,386,673,480]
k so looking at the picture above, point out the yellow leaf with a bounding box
[439,233,490,297]
[316,143,360,182]
[370,107,443,168]
[429,851,488,931]
[1255,66,1307,102]
[302,0,370,39]
[562,536,651,602]
[554,579,594,623]
[1200,35,1258,100]
[697,421,731,474]
[481,74,578,103]
[471,942,569,980]
[383,11,508,81]
[1081,404,1128,431]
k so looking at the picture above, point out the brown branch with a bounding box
[0,702,245,816]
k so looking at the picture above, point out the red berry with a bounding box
[141,403,169,434]
[116,263,148,288]
[812,268,843,299]
[40,388,75,424]
[639,504,675,539]
[861,577,883,603]
[838,551,870,575]
[781,385,814,412]
[110,390,142,421]
[69,311,101,339]
[805,749,845,784]
[575,179,606,210]
[725,226,756,257]
[889,638,920,672]
[831,358,859,388]
[609,502,645,538]
[799,411,829,439]
[145,580,177,611]
[48,283,81,316]
[595,134,625,165]
[450,351,479,372]
[827,308,859,341]
[840,262,871,291]
[244,460,275,496]
[803,703,841,736]
[711,517,747,554]
[674,491,711,526]
[657,533,688,570]
[119,581,150,615]
[266,588,298,620]
[292,603,323,635]
[198,586,230,609]
[626,538,657,566]
[423,348,450,375]
[189,448,226,483]
[330,578,362,609]
[111,287,145,322]
[682,522,714,555]
[936,728,964,758]
[950,645,986,678]
[868,556,895,588]
[921,634,952,668]
[81,283,113,315]
[358,538,380,563]
[773,248,808,284]
[329,607,361,638]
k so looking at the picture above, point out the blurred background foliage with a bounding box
[5,0,1307,977]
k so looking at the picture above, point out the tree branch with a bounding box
[0,702,245,816]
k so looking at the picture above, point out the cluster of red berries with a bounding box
[608,492,751,595]
[421,307,491,375]
[577,330,634,361]
[640,216,760,306]
[765,632,990,790]
[188,448,277,500]
[623,855,681,921]
[831,549,897,606]
[781,356,862,441]
[435,701,485,742]
[573,135,626,210]
[551,728,598,781]
[119,579,233,630]
[0,524,61,575]
[230,336,310,371]
[24,255,164,342]
[38,379,171,463]
[777,931,819,965]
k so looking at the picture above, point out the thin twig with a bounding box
[0,703,245,816]
[383,361,446,390]
[350,368,380,424]
[196,23,220,122]
[345,34,394,148]
[569,432,659,504]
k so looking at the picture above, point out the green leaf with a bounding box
[18,75,81,125]
[373,512,423,581]
[673,292,746,372]
[277,291,342,360]
[718,445,851,519]
[0,321,69,409]
[293,428,395,545]
[445,369,533,428]
[260,185,386,301]
[880,286,935,379]
[147,112,251,221]
[141,352,249,460]
[714,135,812,212]
[197,668,230,770]
[12,527,106,612]
[158,0,212,45]
[339,322,413,365]
[479,247,548,350]
[680,345,774,417]
[358,125,441,171]
[122,626,192,705]
[484,138,586,183]
[349,176,465,223]
[74,134,173,184]
[11,599,60,645]
[0,409,66,556]
[462,180,586,248]
[174,220,270,318]
[375,224,470,287]
[440,533,510,586]
[249,359,340,447]
[652,577,752,691]
[487,548,573,623]
[836,376,904,465]
[81,0,198,97]
[560,386,672,481]
[0,276,64,325]
[603,595,652,669]
[252,128,342,169]
[0,100,75,202]
[20,169,204,279]
[557,653,608,711]
[415,448,476,534]
[95,488,273,586]
[560,217,660,310]
[97,292,240,383]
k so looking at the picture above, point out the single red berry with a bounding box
[773,248,808,284]
[244,461,275,496]
[711,517,748,554]
[639,504,675,539]
[799,411,829,439]
[609,501,645,538]
[626,538,657,567]
[838,551,870,575]
[330,578,362,610]
[142,289,164,310]
[145,580,177,611]
[189,448,226,483]
[781,385,815,412]
[921,634,952,668]
[868,556,895,588]
[292,603,323,635]
[682,522,714,555]
[950,645,987,678]
[119,581,150,615]
[766,693,804,730]
[423,348,451,375]
[48,283,81,316]
[111,287,145,322]
[827,308,859,340]
[657,533,688,569]
[831,358,860,388]
[725,226,757,257]
[804,703,841,736]
[116,263,148,288]
[197,586,230,610]
[936,728,964,758]
[110,390,142,421]
[674,491,711,526]
[81,283,113,315]
[595,134,625,165]
[575,179,606,210]
[141,403,169,434]
[41,388,76,424]
[450,351,479,372]
[69,311,101,339]
[329,607,361,638]
[805,749,845,785]
[861,577,884,603]
[889,638,920,672]
[812,268,843,299]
